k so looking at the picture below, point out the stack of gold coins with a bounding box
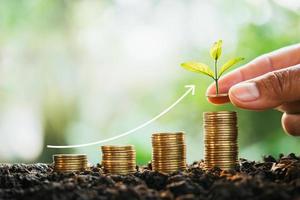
[53,154,88,172]
[203,111,238,170]
[152,132,186,173]
[101,145,136,175]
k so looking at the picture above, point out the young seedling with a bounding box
[181,40,244,96]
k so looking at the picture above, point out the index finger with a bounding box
[206,43,300,104]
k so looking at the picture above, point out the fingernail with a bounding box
[230,82,260,102]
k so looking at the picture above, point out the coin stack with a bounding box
[203,111,238,170]
[101,145,136,175]
[152,132,186,173]
[53,154,88,172]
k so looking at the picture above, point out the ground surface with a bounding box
[1,154,300,200]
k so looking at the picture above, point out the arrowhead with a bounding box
[185,85,196,95]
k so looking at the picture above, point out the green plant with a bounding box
[181,40,244,95]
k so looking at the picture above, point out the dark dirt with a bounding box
[1,153,300,200]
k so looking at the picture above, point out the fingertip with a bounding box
[206,83,230,104]
[206,82,231,104]
[281,113,300,136]
[228,86,246,108]
[206,82,216,96]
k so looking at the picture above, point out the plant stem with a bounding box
[214,59,219,95]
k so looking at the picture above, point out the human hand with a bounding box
[206,43,300,136]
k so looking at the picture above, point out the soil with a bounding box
[1,153,300,200]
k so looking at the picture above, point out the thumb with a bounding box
[228,64,300,110]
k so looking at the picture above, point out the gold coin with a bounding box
[53,154,88,172]
[152,132,184,136]
[152,166,186,170]
[205,153,237,156]
[104,170,136,173]
[53,154,86,157]
[101,148,135,151]
[204,129,237,133]
[152,149,186,154]
[205,145,237,148]
[203,111,238,170]
[102,154,135,158]
[101,145,133,149]
[152,159,186,163]
[100,145,136,175]
[205,152,238,156]
[152,142,184,145]
[54,162,88,166]
[152,156,186,159]
[151,132,186,174]
[103,166,136,168]
[54,159,88,162]
[101,163,136,166]
[54,167,87,171]
[102,162,136,166]
[205,135,237,138]
[54,162,87,166]
[102,154,135,157]
[103,166,136,170]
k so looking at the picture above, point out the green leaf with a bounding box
[210,40,222,60]
[218,57,244,77]
[181,62,214,78]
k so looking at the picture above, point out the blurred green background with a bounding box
[0,0,299,165]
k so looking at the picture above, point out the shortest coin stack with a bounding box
[152,132,186,174]
[101,145,136,175]
[53,154,88,172]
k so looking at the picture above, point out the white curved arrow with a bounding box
[47,85,195,149]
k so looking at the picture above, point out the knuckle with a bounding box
[259,71,287,98]
[271,70,287,94]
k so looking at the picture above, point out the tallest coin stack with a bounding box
[203,111,238,170]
